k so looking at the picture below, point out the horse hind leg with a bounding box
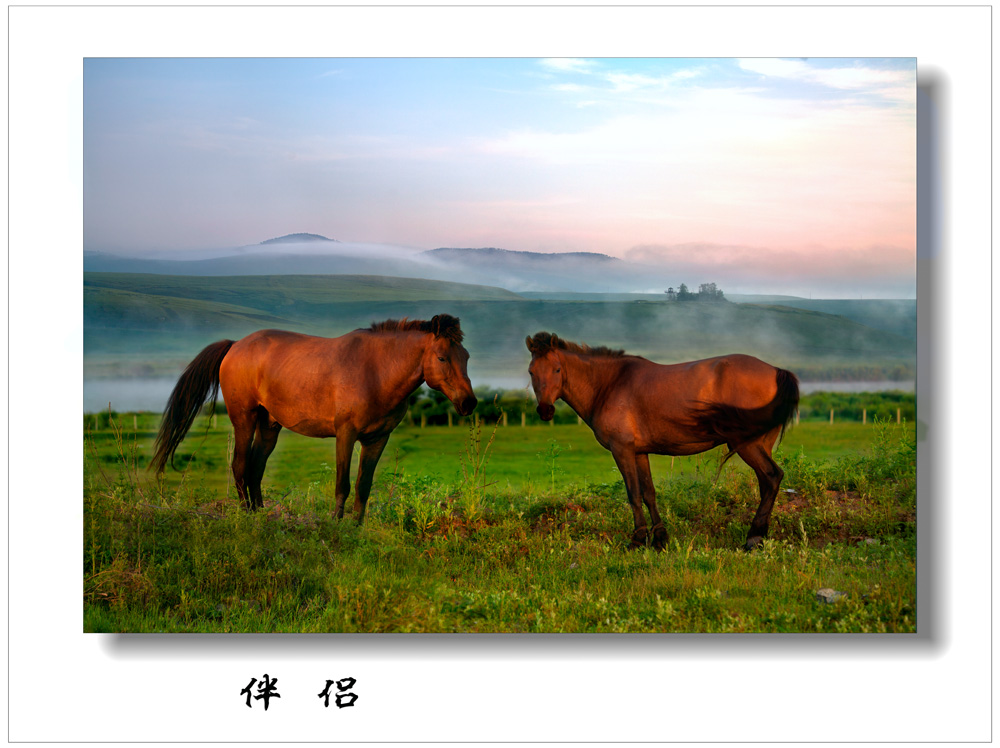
[246,408,282,510]
[228,405,257,510]
[737,427,785,551]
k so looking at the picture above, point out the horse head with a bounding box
[423,315,478,416]
[525,332,564,421]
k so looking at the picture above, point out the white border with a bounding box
[7,3,992,743]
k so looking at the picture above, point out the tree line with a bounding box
[666,282,726,301]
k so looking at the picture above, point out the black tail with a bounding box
[690,368,800,476]
[150,340,234,473]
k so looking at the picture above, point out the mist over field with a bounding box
[85,236,917,299]
[86,237,678,294]
[83,269,916,413]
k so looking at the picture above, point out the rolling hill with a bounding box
[85,273,915,391]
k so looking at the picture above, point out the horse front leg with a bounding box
[333,429,357,519]
[636,454,668,551]
[611,447,648,549]
[352,433,390,524]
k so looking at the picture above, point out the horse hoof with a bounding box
[743,536,764,552]
[628,530,648,550]
[651,526,669,551]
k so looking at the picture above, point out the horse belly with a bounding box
[244,369,339,437]
[649,438,722,457]
[622,399,722,457]
[282,417,339,438]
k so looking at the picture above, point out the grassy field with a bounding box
[84,412,916,633]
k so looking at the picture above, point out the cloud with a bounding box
[539,58,598,74]
[541,59,704,99]
[737,58,914,95]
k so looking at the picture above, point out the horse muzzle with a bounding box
[455,395,478,417]
[536,403,555,421]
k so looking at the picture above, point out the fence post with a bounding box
[897,408,901,424]
[502,412,508,427]
[577,415,583,425]
[830,409,834,425]
[420,414,427,428]
[521,412,526,427]
[448,412,453,428]
[862,408,867,425]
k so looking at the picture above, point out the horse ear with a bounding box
[525,335,535,353]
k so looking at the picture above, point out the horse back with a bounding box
[682,353,785,408]
[219,329,367,434]
[595,354,796,454]
[614,353,779,409]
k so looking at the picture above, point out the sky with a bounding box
[83,57,916,297]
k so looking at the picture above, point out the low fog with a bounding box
[85,235,916,299]
[84,234,916,413]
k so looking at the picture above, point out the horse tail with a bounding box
[697,367,800,480]
[770,368,801,444]
[150,340,234,474]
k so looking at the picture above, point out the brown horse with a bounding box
[525,332,799,551]
[151,315,477,520]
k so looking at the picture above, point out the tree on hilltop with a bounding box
[698,282,725,301]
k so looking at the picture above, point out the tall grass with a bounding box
[84,414,916,633]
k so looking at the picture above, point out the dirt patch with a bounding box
[530,502,585,535]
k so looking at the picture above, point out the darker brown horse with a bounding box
[526,332,799,551]
[151,315,477,520]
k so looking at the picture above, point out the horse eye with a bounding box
[556,368,561,373]
[438,356,446,362]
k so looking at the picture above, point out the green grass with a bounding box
[84,413,916,633]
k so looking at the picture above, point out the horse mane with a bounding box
[527,331,625,358]
[366,315,464,344]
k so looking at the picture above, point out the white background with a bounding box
[6,3,992,743]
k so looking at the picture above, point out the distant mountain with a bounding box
[417,246,652,292]
[424,247,620,264]
[260,233,337,244]
[82,242,651,293]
